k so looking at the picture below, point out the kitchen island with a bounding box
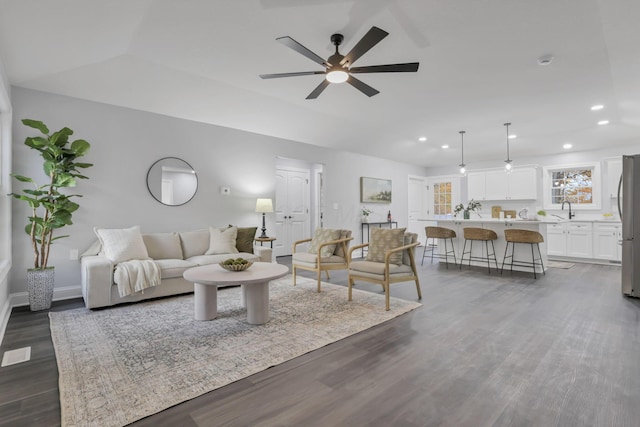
[420,218,554,273]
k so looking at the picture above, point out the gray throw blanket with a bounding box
[114,260,161,297]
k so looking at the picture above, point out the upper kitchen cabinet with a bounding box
[606,158,622,198]
[467,166,538,201]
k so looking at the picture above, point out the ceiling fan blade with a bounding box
[276,36,331,68]
[340,26,389,67]
[306,79,331,99]
[349,62,420,74]
[260,71,326,79]
[347,75,379,97]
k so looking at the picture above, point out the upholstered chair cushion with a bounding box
[205,226,239,255]
[366,227,407,265]
[233,226,257,254]
[333,229,353,258]
[403,233,418,265]
[308,228,342,257]
[292,252,345,267]
[142,232,184,260]
[179,229,210,258]
[94,225,150,264]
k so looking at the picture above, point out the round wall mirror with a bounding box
[146,157,198,206]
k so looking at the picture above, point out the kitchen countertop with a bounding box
[418,217,621,224]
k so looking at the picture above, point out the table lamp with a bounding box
[255,198,274,238]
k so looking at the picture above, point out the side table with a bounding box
[254,237,276,248]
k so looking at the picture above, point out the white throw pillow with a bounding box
[94,226,150,264]
[205,226,239,255]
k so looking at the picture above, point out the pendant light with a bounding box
[504,122,513,173]
[459,130,466,175]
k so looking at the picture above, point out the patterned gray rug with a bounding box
[49,275,421,427]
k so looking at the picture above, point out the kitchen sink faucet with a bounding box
[561,200,575,219]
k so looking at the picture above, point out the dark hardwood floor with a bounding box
[1,256,639,427]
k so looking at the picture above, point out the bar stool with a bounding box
[460,228,499,273]
[501,229,545,279]
[422,226,457,268]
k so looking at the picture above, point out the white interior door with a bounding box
[274,168,310,257]
[408,175,429,244]
[426,176,461,218]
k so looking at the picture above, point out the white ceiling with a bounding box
[1,0,639,167]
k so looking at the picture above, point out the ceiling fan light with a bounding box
[326,70,348,83]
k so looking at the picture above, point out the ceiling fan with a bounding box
[259,26,419,99]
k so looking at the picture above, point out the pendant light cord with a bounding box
[504,122,511,162]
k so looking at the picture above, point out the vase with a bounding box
[362,216,368,223]
[27,268,55,311]
[463,211,470,220]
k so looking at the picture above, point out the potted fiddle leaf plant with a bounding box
[10,119,92,310]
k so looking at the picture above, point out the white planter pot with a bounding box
[27,268,55,311]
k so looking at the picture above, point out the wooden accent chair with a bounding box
[348,229,422,311]
[292,229,353,292]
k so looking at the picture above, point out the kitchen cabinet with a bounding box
[593,222,622,261]
[546,223,566,257]
[607,158,622,198]
[467,172,486,202]
[546,221,593,258]
[467,167,537,201]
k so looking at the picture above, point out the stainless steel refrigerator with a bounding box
[619,154,640,298]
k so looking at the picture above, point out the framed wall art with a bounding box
[360,177,392,203]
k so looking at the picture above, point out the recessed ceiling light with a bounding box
[591,104,604,111]
[598,120,609,125]
[563,143,572,149]
[418,136,427,142]
[441,145,449,149]
[508,134,517,140]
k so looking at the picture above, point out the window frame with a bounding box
[542,162,601,210]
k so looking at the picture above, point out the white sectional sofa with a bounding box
[81,226,272,309]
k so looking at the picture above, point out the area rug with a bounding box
[547,260,575,269]
[49,276,421,427]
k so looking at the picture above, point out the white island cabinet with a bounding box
[431,218,549,273]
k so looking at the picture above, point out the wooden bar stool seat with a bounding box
[422,226,457,268]
[501,229,545,279]
[460,227,499,273]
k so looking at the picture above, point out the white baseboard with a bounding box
[9,285,83,308]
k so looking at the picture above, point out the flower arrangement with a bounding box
[361,207,373,217]
[454,199,482,219]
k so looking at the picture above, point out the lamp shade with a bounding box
[255,198,274,213]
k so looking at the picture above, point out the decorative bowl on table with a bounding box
[219,258,253,272]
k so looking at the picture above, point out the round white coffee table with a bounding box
[183,262,289,324]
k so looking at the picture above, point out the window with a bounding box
[543,163,601,209]
[551,168,593,204]
[433,181,452,215]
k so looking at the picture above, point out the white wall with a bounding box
[10,87,427,296]
[0,54,12,342]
